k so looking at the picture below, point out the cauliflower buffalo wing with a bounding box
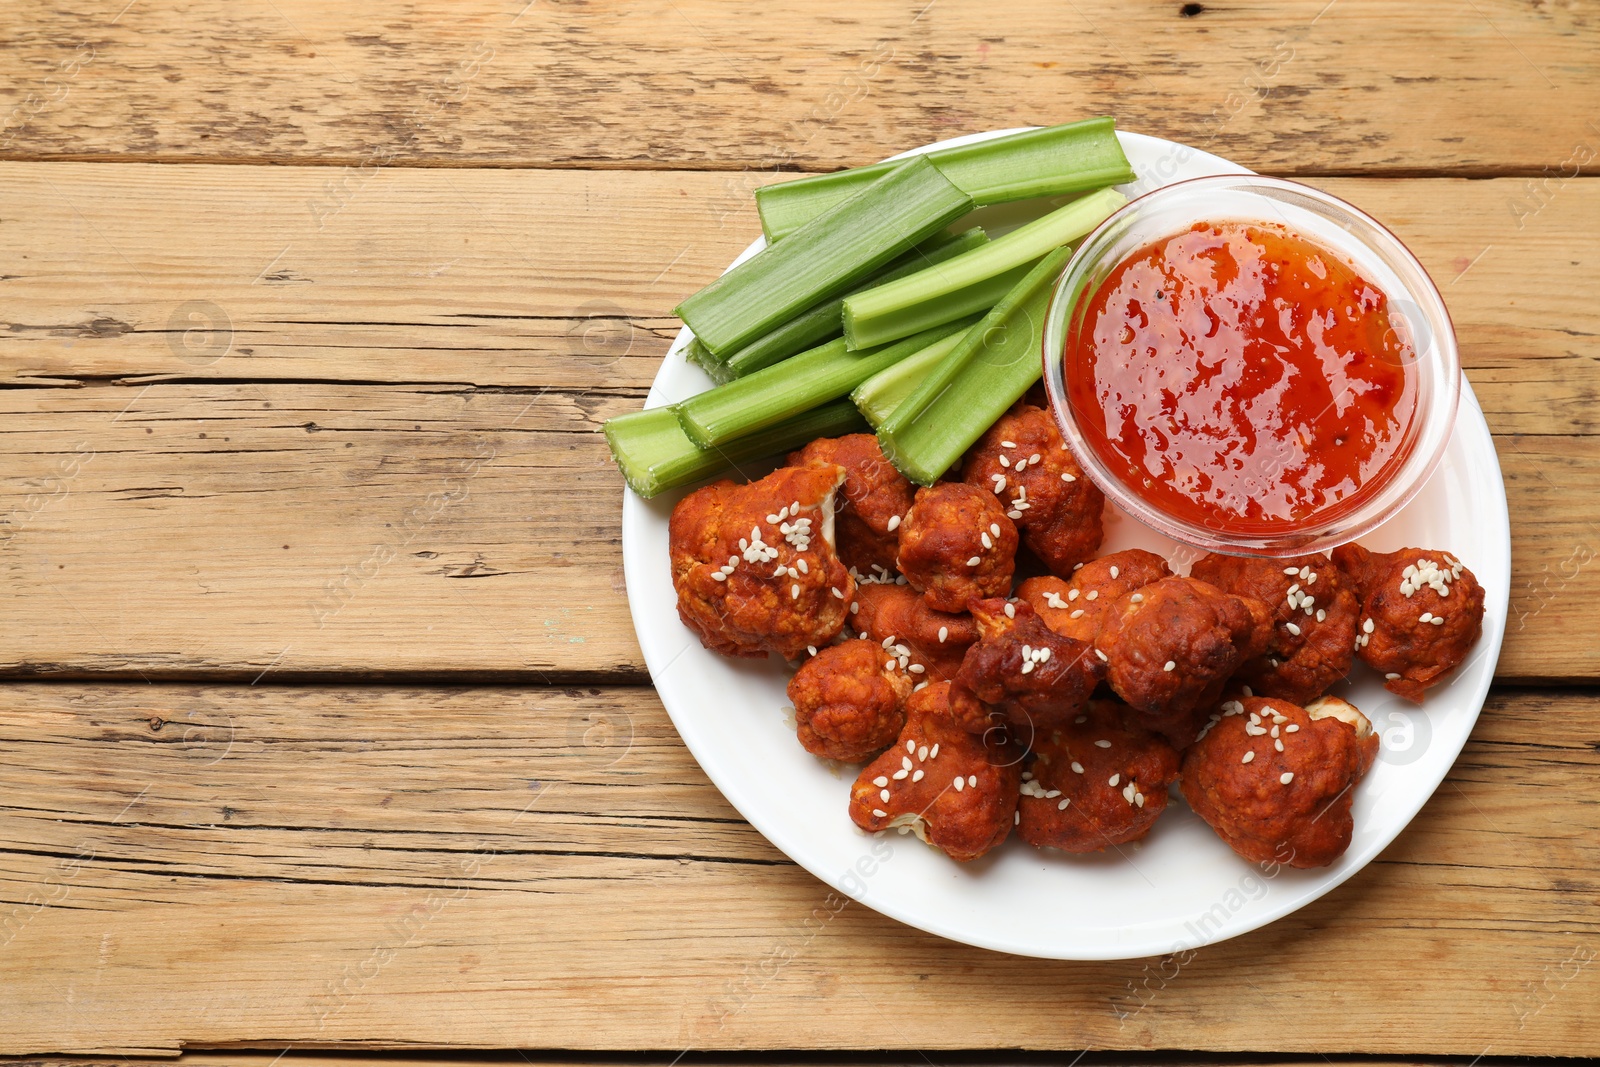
[669,464,854,659]
[1018,548,1173,644]
[1332,544,1486,702]
[896,482,1018,613]
[1181,695,1379,869]
[1095,576,1273,747]
[847,582,978,682]
[962,402,1105,576]
[787,638,912,762]
[1189,552,1359,705]
[788,434,915,575]
[1017,699,1180,853]
[950,598,1105,741]
[848,680,1021,862]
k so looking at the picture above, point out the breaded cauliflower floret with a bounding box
[788,434,915,575]
[1332,543,1486,703]
[896,482,1017,613]
[1019,548,1172,644]
[848,681,1020,862]
[1095,576,1273,747]
[1181,695,1379,869]
[962,402,1105,576]
[1189,552,1359,705]
[950,597,1105,742]
[669,464,854,659]
[847,582,977,682]
[788,639,912,762]
[1017,699,1180,853]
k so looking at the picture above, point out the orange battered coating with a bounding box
[1095,576,1273,747]
[1332,544,1486,702]
[1189,552,1359,705]
[1019,548,1173,644]
[669,464,855,659]
[1181,695,1379,869]
[788,639,912,762]
[848,681,1021,862]
[1017,699,1180,853]
[788,434,914,575]
[950,598,1105,742]
[846,583,977,682]
[896,482,1018,613]
[962,402,1105,576]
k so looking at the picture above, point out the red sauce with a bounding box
[1066,220,1416,534]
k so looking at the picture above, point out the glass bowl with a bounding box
[1041,174,1460,557]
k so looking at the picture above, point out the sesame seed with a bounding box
[1069,609,1085,619]
[1283,566,1299,575]
[1302,595,1313,608]
[1431,615,1445,625]
[880,788,891,802]
[1001,440,1018,449]
[937,626,948,644]
[1108,774,1120,786]
[807,645,817,657]
[1110,566,1120,579]
[1419,612,1433,623]
[1086,590,1099,601]
[968,775,977,787]
[1021,660,1035,675]
[1039,648,1051,662]
[917,745,928,761]
[966,556,981,567]
[1007,511,1022,520]
[993,476,1007,493]
[1280,772,1294,785]
[1094,649,1108,663]
[797,559,808,574]
[1095,739,1112,749]
[1015,810,1021,824]
[953,777,965,792]
[1241,751,1255,764]
[989,523,1001,537]
[1163,660,1175,671]
[906,741,914,754]
[1131,593,1144,603]
[1030,453,1041,465]
[998,455,1010,468]
[909,663,925,674]
[1058,798,1071,810]
[912,769,924,782]
[1286,622,1302,636]
[850,602,859,614]
[711,572,727,582]
[1135,793,1145,807]
[1317,609,1326,622]
[872,808,887,818]
[1071,762,1084,773]
[886,514,901,532]
[1274,739,1284,752]
[791,584,800,599]
[884,660,896,671]
[1068,589,1080,601]
[929,744,939,759]
[1004,603,1015,618]
[1386,672,1401,680]
[1271,725,1280,738]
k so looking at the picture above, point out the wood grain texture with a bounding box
[0,684,1595,1057]
[1,163,1597,681]
[0,1,1594,174]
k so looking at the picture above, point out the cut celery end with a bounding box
[877,246,1072,486]
[841,257,1036,352]
[756,118,1134,242]
[683,337,739,384]
[676,155,973,358]
[605,400,867,499]
[676,319,976,450]
[843,187,1125,350]
[720,226,987,380]
[851,330,967,430]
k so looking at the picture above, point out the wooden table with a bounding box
[2,1,1597,1061]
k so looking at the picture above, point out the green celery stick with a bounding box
[720,226,989,380]
[850,330,968,430]
[676,319,976,449]
[844,187,1124,350]
[604,400,867,499]
[878,246,1073,485]
[756,118,1133,242]
[676,156,973,357]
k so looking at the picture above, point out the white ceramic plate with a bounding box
[621,130,1511,960]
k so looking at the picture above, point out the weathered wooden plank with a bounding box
[0,1,1594,174]
[0,684,1595,1056]
[0,379,1592,681]
[1,165,1594,436]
